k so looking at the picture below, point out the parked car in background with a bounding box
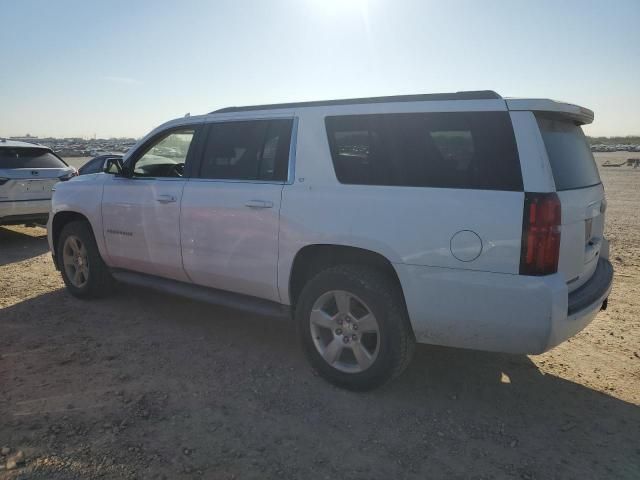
[47,91,613,390]
[1,139,76,226]
[78,154,123,175]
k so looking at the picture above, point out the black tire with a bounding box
[296,265,415,391]
[57,220,114,298]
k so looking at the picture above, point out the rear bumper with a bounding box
[0,199,50,225]
[395,257,613,355]
[545,257,613,350]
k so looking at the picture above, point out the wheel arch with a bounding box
[51,211,94,266]
[288,244,407,311]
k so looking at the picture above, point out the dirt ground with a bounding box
[1,153,638,479]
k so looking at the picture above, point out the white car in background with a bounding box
[47,91,613,390]
[0,140,77,226]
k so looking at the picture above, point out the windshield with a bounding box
[0,147,67,169]
[536,116,601,191]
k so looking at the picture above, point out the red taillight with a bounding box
[519,192,561,275]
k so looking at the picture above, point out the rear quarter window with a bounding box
[325,111,523,191]
[536,116,601,191]
[0,148,67,169]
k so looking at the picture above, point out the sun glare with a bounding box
[307,0,370,17]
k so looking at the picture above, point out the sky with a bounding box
[1,0,638,138]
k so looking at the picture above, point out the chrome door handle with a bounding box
[245,200,273,209]
[156,194,177,203]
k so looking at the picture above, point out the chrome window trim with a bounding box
[286,117,299,185]
[113,176,186,182]
[187,178,287,185]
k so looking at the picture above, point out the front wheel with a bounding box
[57,220,114,298]
[296,265,415,391]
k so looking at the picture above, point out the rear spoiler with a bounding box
[506,98,594,125]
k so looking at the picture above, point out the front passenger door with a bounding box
[102,126,201,281]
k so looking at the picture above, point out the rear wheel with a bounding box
[57,220,114,298]
[296,265,415,390]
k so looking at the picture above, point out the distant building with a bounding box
[9,134,39,142]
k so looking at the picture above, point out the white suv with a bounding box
[48,91,613,390]
[1,140,76,226]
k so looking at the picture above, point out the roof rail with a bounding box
[210,90,502,114]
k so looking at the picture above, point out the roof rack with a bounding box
[210,90,502,114]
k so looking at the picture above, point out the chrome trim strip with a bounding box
[112,177,185,182]
[287,117,299,185]
[187,178,286,185]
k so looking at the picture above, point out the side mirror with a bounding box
[104,157,124,175]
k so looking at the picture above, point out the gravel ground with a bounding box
[0,153,638,479]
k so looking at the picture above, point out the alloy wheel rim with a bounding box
[62,235,89,288]
[309,290,380,373]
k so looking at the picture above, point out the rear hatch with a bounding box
[536,115,605,292]
[0,147,73,202]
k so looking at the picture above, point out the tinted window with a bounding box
[325,112,522,190]
[0,148,67,169]
[199,119,292,181]
[133,130,195,178]
[79,157,105,174]
[536,116,601,191]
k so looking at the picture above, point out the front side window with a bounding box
[133,130,195,178]
[199,119,293,181]
[79,156,107,174]
[0,148,67,169]
[325,112,522,190]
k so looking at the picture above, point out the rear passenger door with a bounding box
[180,118,294,302]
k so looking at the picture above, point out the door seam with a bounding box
[178,180,194,283]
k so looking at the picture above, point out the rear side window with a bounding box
[536,116,601,191]
[325,112,522,190]
[199,119,293,181]
[0,148,67,169]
